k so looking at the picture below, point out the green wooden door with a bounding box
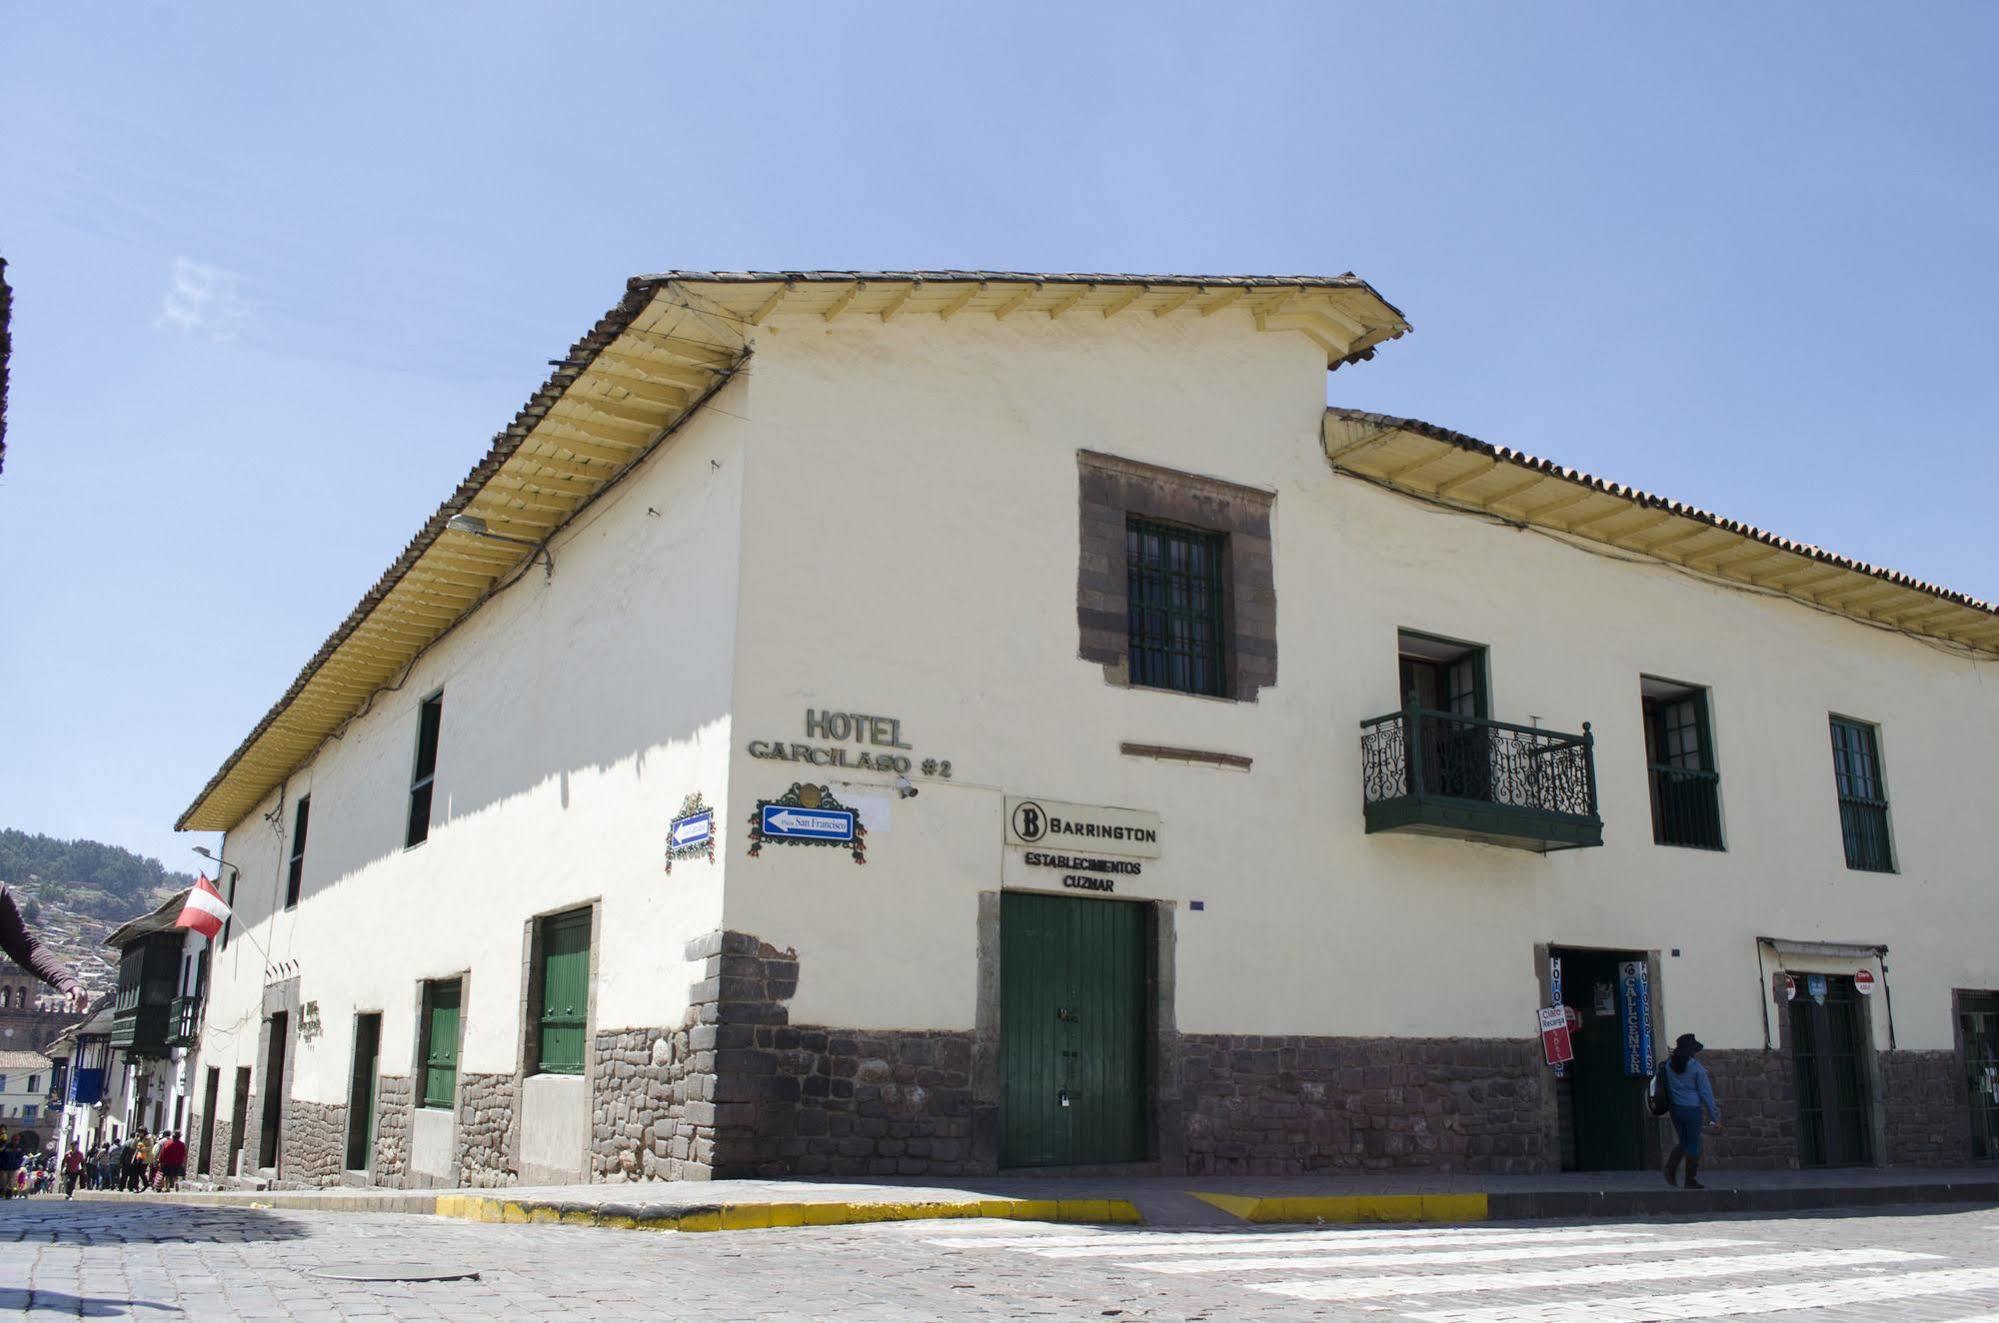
[536,910,591,1074]
[1000,892,1149,1168]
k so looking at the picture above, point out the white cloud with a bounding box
[158,257,249,340]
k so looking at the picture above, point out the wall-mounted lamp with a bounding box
[446,513,554,580]
[191,846,241,881]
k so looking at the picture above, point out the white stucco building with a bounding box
[178,272,1999,1187]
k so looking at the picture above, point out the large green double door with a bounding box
[1000,892,1149,1168]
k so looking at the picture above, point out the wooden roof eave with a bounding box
[177,282,749,833]
[1322,412,1999,659]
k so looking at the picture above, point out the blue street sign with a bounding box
[669,809,714,849]
[760,803,855,842]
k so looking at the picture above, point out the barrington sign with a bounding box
[1004,797,1162,860]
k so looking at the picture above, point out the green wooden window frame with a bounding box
[406,692,443,848]
[534,910,591,1076]
[1126,518,1227,697]
[1829,716,1893,872]
[420,979,461,1109]
[285,795,310,910]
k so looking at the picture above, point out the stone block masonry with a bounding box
[284,1100,347,1187]
[456,1072,520,1186]
[591,1026,713,1182]
[1699,1049,1797,1168]
[1880,1050,1973,1166]
[373,1075,411,1184]
[1179,1035,1553,1175]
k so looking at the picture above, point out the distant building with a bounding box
[0,1049,53,1147]
[181,271,1999,1187]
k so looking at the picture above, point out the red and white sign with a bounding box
[175,874,232,941]
[1781,974,1798,1002]
[1854,968,1876,996]
[1539,1006,1575,1066]
[1563,1004,1583,1031]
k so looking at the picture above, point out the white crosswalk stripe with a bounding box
[1404,1267,1999,1322]
[922,1225,1657,1253]
[1250,1247,1941,1301]
[926,1219,1999,1320]
[1134,1236,1760,1274]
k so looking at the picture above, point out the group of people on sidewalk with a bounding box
[56,1129,188,1197]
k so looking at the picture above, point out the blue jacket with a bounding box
[1661,1056,1719,1121]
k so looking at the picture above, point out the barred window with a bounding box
[1829,717,1893,872]
[1126,519,1226,697]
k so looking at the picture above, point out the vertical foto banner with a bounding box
[1617,959,1654,1077]
[1549,955,1567,1078]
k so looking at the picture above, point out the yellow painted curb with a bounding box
[1191,1191,1489,1224]
[433,1194,1143,1234]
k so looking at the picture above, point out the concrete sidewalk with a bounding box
[87,1164,1999,1233]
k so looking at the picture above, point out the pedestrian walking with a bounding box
[96,1142,119,1192]
[0,1136,21,1200]
[62,1143,84,1199]
[157,1131,186,1192]
[120,1130,142,1192]
[1658,1032,1722,1189]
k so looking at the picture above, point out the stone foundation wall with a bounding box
[1697,1049,1797,1168]
[205,1118,232,1178]
[457,1072,519,1186]
[283,1100,348,1186]
[1180,1035,1553,1175]
[724,1026,978,1178]
[374,1076,412,1185]
[1881,1049,1971,1166]
[237,1092,262,1174]
[591,1026,714,1181]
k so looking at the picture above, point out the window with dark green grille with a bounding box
[1126,519,1226,696]
[1643,680,1723,850]
[419,979,461,1109]
[406,692,443,848]
[1829,716,1893,872]
[533,910,591,1075]
[285,796,310,909]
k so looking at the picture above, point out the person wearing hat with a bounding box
[1661,1032,1721,1188]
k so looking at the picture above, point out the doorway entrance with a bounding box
[197,1067,220,1176]
[346,1013,382,1172]
[999,891,1149,1168]
[259,1011,288,1171]
[1550,946,1653,1171]
[1958,992,1998,1160]
[228,1067,251,1177]
[1789,975,1873,1167]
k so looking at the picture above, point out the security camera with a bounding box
[896,776,918,799]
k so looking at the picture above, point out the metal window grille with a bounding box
[1126,520,1225,697]
[1829,717,1892,872]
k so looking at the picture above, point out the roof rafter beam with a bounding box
[1152,288,1200,317]
[877,281,918,322]
[822,281,864,322]
[1047,284,1093,319]
[938,282,984,320]
[993,283,1041,320]
[747,282,792,325]
[1430,456,1502,498]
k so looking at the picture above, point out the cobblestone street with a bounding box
[4,1199,1999,1321]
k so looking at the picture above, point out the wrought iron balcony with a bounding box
[1649,765,1724,850]
[1360,699,1603,852]
[166,994,204,1047]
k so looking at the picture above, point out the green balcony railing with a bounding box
[1360,698,1603,852]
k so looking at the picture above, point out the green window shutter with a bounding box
[422,980,461,1108]
[535,912,591,1075]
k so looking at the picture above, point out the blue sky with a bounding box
[3,3,1995,872]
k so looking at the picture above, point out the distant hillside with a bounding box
[0,829,191,924]
[0,830,192,1000]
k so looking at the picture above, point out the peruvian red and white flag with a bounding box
[176,874,232,940]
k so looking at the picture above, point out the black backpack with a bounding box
[1648,1060,1672,1116]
